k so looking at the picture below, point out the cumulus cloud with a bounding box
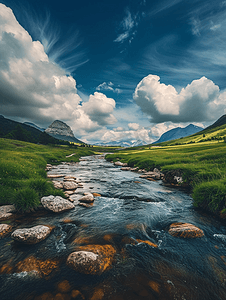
[128,123,140,130]
[0,4,117,135]
[134,74,226,123]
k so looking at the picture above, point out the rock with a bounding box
[0,205,15,221]
[79,194,94,203]
[131,167,138,171]
[92,193,101,197]
[121,167,131,171]
[67,244,116,275]
[168,222,204,238]
[63,181,78,190]
[47,174,64,178]
[52,181,63,189]
[114,161,128,167]
[45,120,75,138]
[11,225,51,244]
[41,195,75,212]
[0,224,12,238]
[79,203,93,208]
[136,239,158,248]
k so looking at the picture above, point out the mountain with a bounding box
[24,122,45,132]
[204,114,226,130]
[153,124,203,144]
[45,120,83,144]
[0,115,43,142]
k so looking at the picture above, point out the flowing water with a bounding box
[1,155,226,300]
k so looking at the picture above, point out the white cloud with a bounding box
[96,82,121,93]
[128,123,140,130]
[0,4,117,136]
[210,24,221,31]
[134,74,226,123]
[114,9,139,44]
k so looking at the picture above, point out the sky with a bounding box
[0,0,226,144]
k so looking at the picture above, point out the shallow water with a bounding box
[1,155,226,300]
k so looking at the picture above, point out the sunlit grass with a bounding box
[0,138,94,211]
[106,141,226,215]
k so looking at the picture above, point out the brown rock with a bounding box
[11,225,51,244]
[136,239,158,248]
[57,280,71,293]
[79,194,94,203]
[79,203,93,208]
[0,224,12,238]
[67,244,116,275]
[168,222,204,238]
[92,193,101,197]
[52,181,64,189]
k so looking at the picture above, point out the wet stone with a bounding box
[79,193,94,203]
[168,222,204,238]
[11,225,51,244]
[41,195,75,213]
[63,181,78,190]
[0,224,12,238]
[0,205,15,221]
[52,181,64,189]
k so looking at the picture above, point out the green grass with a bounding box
[0,138,94,211]
[106,141,226,216]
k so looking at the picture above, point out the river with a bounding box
[0,154,226,300]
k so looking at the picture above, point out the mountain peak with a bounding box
[45,120,75,138]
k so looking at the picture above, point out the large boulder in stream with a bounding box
[63,181,78,190]
[67,244,116,275]
[168,222,204,238]
[79,193,94,203]
[11,225,52,244]
[41,195,75,212]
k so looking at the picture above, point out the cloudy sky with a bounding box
[0,0,226,144]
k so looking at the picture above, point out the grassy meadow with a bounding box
[106,141,226,217]
[0,138,94,211]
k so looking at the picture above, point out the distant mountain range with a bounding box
[23,122,45,132]
[153,124,203,144]
[96,139,146,148]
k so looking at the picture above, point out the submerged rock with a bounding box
[67,244,116,275]
[168,222,204,238]
[11,225,51,244]
[0,224,12,238]
[0,205,15,221]
[47,174,64,178]
[41,195,75,212]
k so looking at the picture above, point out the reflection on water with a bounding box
[0,155,226,299]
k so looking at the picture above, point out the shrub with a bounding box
[14,187,40,212]
[193,181,226,213]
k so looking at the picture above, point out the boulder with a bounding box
[79,194,94,203]
[0,224,12,238]
[41,195,75,212]
[11,225,51,244]
[63,181,78,190]
[0,205,15,221]
[67,244,116,275]
[168,222,204,238]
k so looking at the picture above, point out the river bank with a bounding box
[1,155,226,299]
[105,142,226,219]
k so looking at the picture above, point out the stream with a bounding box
[0,154,226,300]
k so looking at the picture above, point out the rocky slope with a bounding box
[45,120,83,144]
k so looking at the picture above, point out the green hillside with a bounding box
[157,117,226,146]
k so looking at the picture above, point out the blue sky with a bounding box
[0,0,226,144]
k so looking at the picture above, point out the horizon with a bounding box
[0,0,226,144]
